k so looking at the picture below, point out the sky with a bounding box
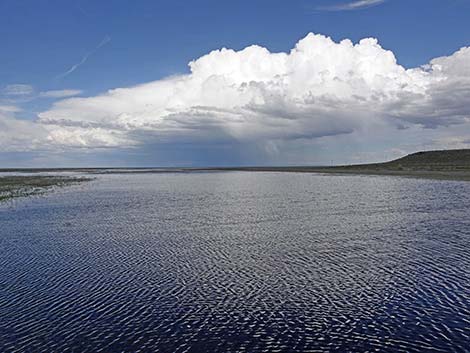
[1,0,470,167]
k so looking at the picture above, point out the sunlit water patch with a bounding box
[1,172,470,352]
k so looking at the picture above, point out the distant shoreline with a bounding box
[1,150,470,200]
[214,167,470,181]
[1,166,470,182]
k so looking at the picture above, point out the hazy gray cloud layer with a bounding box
[2,33,470,163]
[0,105,48,152]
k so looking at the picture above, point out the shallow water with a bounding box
[1,172,470,352]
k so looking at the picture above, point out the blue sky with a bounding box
[1,0,470,167]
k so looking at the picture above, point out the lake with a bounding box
[1,172,470,352]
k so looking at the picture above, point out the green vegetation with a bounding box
[0,176,90,202]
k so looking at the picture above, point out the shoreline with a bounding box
[2,167,470,181]
[0,176,91,203]
[1,166,469,203]
[206,167,470,181]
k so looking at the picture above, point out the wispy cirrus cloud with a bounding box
[57,35,111,79]
[2,84,34,96]
[317,0,387,11]
[1,85,82,101]
[39,89,83,98]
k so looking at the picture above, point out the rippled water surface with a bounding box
[1,172,470,352]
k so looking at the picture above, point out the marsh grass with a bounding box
[0,176,91,202]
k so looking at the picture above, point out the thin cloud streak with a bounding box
[57,35,111,79]
[2,84,34,96]
[317,0,387,11]
[39,89,83,98]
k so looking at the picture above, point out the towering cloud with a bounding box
[2,33,470,164]
[37,33,470,150]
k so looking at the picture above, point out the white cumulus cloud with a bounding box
[37,33,470,152]
[0,32,469,165]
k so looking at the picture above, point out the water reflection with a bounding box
[1,172,469,352]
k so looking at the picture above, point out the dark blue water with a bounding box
[1,172,470,352]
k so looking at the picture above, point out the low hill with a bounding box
[343,149,470,171]
[206,149,470,181]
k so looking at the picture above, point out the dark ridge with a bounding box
[384,149,470,170]
[340,149,470,171]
